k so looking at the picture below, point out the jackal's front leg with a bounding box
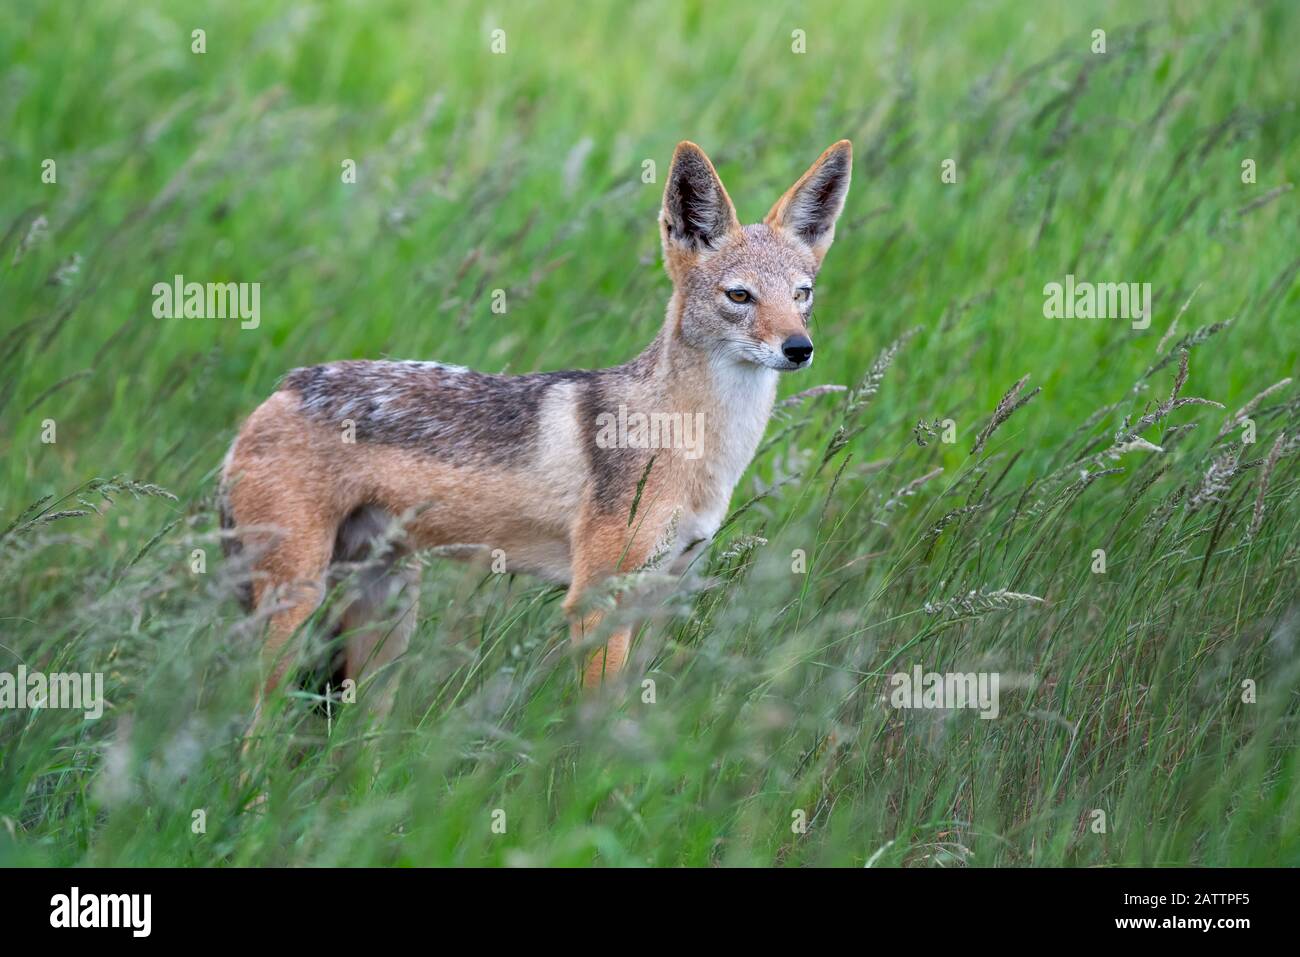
[564,603,632,688]
[564,510,659,688]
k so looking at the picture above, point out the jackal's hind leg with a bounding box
[329,505,419,722]
[256,531,334,696]
[235,516,334,768]
[335,562,419,722]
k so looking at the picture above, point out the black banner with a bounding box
[0,867,1278,942]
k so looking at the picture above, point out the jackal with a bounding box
[220,139,852,701]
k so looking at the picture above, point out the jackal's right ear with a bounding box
[765,140,852,266]
[660,142,741,271]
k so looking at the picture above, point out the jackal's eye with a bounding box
[725,288,753,304]
[794,286,812,302]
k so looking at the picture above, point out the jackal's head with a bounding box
[659,140,851,371]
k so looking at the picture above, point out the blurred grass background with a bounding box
[1,0,1297,866]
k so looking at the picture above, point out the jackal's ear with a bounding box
[765,140,852,265]
[660,142,741,265]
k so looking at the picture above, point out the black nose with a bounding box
[781,335,814,364]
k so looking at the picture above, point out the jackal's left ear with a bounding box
[765,140,852,264]
[660,142,741,263]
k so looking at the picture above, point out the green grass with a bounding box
[1,0,1298,867]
